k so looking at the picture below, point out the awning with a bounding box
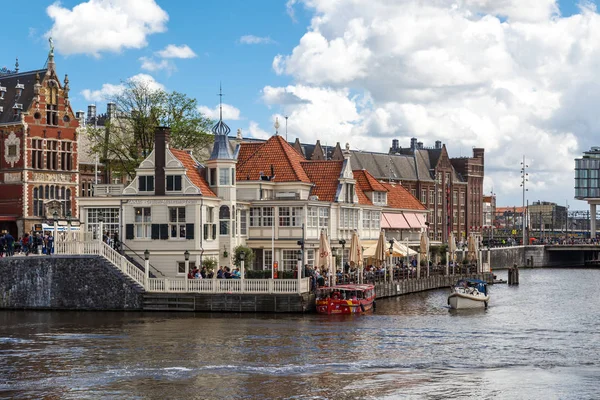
[41,224,80,231]
[0,216,17,221]
[403,212,426,229]
[381,213,410,229]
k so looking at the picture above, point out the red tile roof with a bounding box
[353,169,388,193]
[170,149,216,197]
[301,161,342,202]
[380,182,426,210]
[236,142,263,165]
[237,135,311,183]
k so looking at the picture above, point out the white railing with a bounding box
[53,240,312,294]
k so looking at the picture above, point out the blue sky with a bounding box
[2,0,599,208]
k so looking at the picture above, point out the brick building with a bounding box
[0,48,79,236]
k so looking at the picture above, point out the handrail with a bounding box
[119,241,165,277]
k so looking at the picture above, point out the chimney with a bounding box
[392,139,399,152]
[107,102,116,120]
[417,141,423,149]
[154,126,171,196]
[410,137,417,150]
[87,105,96,123]
[435,140,442,149]
[76,111,86,126]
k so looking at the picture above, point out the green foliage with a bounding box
[202,257,217,271]
[85,78,214,180]
[233,245,255,268]
[246,270,271,279]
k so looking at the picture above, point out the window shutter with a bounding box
[160,224,169,240]
[186,223,194,240]
[203,224,208,240]
[211,224,217,240]
[151,224,160,240]
[175,175,182,191]
[125,224,134,240]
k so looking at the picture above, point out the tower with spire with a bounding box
[205,85,239,265]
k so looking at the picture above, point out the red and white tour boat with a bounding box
[315,284,376,315]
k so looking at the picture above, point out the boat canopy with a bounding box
[456,279,487,295]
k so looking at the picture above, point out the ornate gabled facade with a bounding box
[0,47,79,237]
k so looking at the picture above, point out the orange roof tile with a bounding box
[301,161,343,202]
[236,142,263,165]
[380,182,426,210]
[353,169,388,193]
[237,135,310,183]
[170,149,216,197]
[496,206,525,213]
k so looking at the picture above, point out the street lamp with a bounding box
[184,250,190,291]
[98,210,104,244]
[240,251,245,281]
[144,249,150,289]
[338,239,346,275]
[297,254,302,291]
[66,210,72,242]
[389,239,394,282]
[52,211,58,254]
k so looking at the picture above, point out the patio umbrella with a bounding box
[374,230,387,281]
[449,232,457,273]
[419,231,428,263]
[391,239,417,257]
[349,231,362,282]
[317,229,332,285]
[467,234,476,263]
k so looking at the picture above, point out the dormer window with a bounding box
[138,176,155,192]
[12,103,22,119]
[0,85,6,99]
[15,82,24,99]
[166,175,182,191]
[0,106,3,114]
[344,183,355,203]
[372,191,387,205]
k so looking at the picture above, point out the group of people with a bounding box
[185,266,243,279]
[0,231,54,257]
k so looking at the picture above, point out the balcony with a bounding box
[93,184,124,197]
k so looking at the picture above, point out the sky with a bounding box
[1,0,599,210]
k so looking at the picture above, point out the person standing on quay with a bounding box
[47,233,54,255]
[4,232,15,257]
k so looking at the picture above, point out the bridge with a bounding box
[483,245,600,268]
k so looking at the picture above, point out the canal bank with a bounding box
[0,255,492,313]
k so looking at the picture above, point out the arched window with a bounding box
[61,186,65,200]
[219,205,230,235]
[39,185,44,199]
[45,185,49,199]
[66,189,72,216]
[33,187,39,217]
[232,205,236,236]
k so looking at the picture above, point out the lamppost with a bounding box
[388,239,394,282]
[338,239,346,276]
[144,249,150,289]
[296,254,302,293]
[184,250,190,292]
[52,211,58,254]
[520,156,529,246]
[98,210,104,244]
[66,210,72,242]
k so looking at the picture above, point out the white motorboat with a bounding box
[448,279,489,309]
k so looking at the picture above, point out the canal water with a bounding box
[1,268,599,399]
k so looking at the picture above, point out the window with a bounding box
[46,140,58,170]
[60,142,72,171]
[46,83,58,126]
[231,168,236,186]
[421,189,426,203]
[209,168,216,186]
[279,207,303,227]
[219,168,230,185]
[33,187,41,217]
[169,207,186,238]
[282,249,302,271]
[373,192,387,205]
[319,207,329,229]
[308,207,329,229]
[250,207,262,227]
[138,176,154,192]
[345,183,355,203]
[308,207,318,227]
[363,210,371,229]
[263,250,272,270]
[340,208,359,229]
[7,145,16,157]
[411,189,416,198]
[371,211,380,229]
[438,190,442,205]
[87,208,120,239]
[203,206,216,241]
[31,139,43,169]
[306,249,315,268]
[166,175,182,191]
[429,190,434,205]
[134,207,151,238]
[219,205,230,235]
[177,261,196,274]
[262,207,273,227]
[240,210,247,235]
[453,191,458,205]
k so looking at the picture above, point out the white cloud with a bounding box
[139,57,175,73]
[269,0,600,206]
[155,44,197,58]
[247,121,272,139]
[198,103,242,121]
[81,74,164,102]
[239,35,276,45]
[46,0,168,57]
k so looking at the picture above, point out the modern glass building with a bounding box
[574,147,600,237]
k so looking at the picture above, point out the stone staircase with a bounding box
[96,257,145,294]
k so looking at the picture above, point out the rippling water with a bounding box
[1,269,600,399]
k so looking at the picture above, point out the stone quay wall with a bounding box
[374,273,493,299]
[0,256,143,310]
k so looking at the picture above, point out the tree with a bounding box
[86,78,214,180]
[233,245,255,268]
